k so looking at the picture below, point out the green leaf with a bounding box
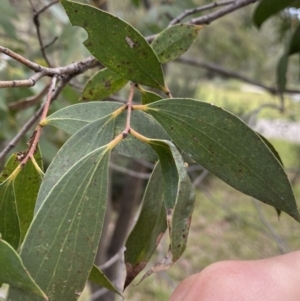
[0,239,48,300]
[288,24,300,55]
[277,54,288,94]
[36,113,118,212]
[253,0,299,28]
[9,146,112,301]
[152,24,202,63]
[45,102,170,161]
[14,148,43,242]
[114,110,170,160]
[138,87,163,105]
[257,133,283,166]
[145,98,300,221]
[44,101,123,135]
[147,139,195,260]
[133,138,195,281]
[125,163,167,287]
[0,154,19,184]
[276,24,300,93]
[0,181,20,250]
[81,68,128,101]
[89,265,121,296]
[61,0,167,92]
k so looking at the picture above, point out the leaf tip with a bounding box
[124,262,147,289]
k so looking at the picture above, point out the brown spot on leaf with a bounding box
[124,261,147,288]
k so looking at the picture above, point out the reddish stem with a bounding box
[20,76,57,166]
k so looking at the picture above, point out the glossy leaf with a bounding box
[144,98,300,221]
[44,101,123,135]
[0,181,20,250]
[36,113,118,212]
[14,148,43,242]
[89,265,121,296]
[253,0,298,28]
[81,68,128,101]
[0,239,47,300]
[9,146,112,301]
[125,163,167,287]
[61,0,167,91]
[152,24,202,63]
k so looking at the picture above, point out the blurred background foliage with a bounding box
[1,0,300,300]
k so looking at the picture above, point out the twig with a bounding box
[122,83,135,137]
[176,57,300,95]
[169,0,235,26]
[146,0,259,42]
[0,76,70,163]
[35,0,59,15]
[98,247,126,270]
[0,71,46,88]
[0,46,43,72]
[110,162,151,179]
[192,170,209,187]
[42,36,58,50]
[8,84,50,110]
[190,0,259,25]
[0,46,98,88]
[32,0,59,67]
[18,76,58,166]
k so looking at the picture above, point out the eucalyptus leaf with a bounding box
[14,148,43,242]
[125,163,167,287]
[140,89,163,105]
[0,154,19,184]
[152,24,202,63]
[0,239,48,300]
[44,101,123,135]
[276,54,288,94]
[145,98,300,221]
[253,0,298,28]
[257,133,283,166]
[89,265,121,296]
[0,181,20,250]
[115,110,169,160]
[128,135,195,282]
[36,113,118,212]
[276,24,300,93]
[61,0,167,92]
[81,68,128,101]
[147,139,195,261]
[45,103,170,161]
[9,146,111,301]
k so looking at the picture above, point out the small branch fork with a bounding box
[17,76,58,167]
[0,46,98,88]
[30,0,60,67]
[190,0,259,25]
[169,0,235,26]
